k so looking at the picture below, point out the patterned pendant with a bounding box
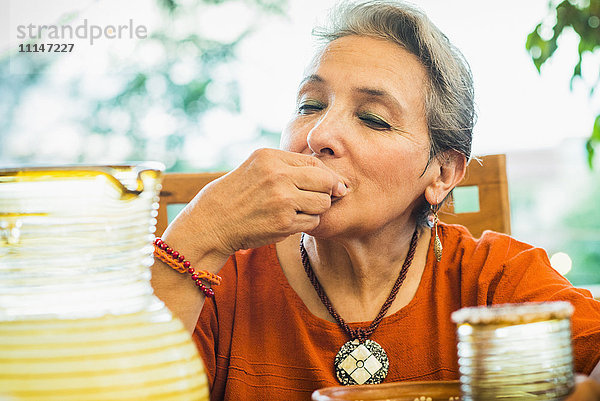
[334,339,389,385]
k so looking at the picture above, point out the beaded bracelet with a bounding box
[153,238,221,298]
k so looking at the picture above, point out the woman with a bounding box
[151,1,600,400]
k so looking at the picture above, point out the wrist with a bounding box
[153,238,222,298]
[160,218,231,273]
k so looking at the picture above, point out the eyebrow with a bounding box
[353,87,405,113]
[298,74,323,88]
[355,87,387,97]
[297,74,405,113]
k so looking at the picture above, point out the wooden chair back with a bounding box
[438,154,510,237]
[156,172,226,237]
[156,154,510,238]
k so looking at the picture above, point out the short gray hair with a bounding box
[313,0,475,164]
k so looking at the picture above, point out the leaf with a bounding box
[525,28,545,72]
[586,138,595,169]
[181,79,211,115]
[586,115,600,169]
[528,0,600,169]
[593,114,600,141]
[157,0,178,13]
[121,73,147,97]
[570,57,582,89]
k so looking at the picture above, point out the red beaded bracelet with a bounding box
[153,238,221,298]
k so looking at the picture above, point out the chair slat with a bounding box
[156,172,226,235]
[439,154,510,237]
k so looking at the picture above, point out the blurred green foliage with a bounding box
[0,54,49,159]
[526,0,600,169]
[508,155,600,285]
[562,167,600,284]
[0,0,287,171]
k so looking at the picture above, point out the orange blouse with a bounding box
[193,223,600,401]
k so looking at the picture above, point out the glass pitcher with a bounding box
[0,164,209,401]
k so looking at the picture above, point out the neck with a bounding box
[302,220,423,318]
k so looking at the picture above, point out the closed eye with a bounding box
[298,99,325,115]
[358,112,392,131]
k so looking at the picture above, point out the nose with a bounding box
[306,109,344,158]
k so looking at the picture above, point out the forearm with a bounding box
[150,211,231,334]
[151,257,207,333]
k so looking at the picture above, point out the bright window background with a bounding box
[1,0,599,285]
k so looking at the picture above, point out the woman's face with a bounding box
[281,35,438,238]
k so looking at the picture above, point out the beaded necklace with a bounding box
[299,226,419,385]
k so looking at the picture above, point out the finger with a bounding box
[290,212,321,233]
[288,164,347,198]
[288,166,340,194]
[249,149,347,196]
[293,191,332,215]
[295,158,347,197]
[288,155,345,191]
[277,150,323,167]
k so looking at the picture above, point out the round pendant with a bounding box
[334,339,389,385]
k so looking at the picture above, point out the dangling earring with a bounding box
[427,204,443,262]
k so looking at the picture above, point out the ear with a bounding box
[424,150,467,205]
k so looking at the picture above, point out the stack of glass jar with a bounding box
[452,302,574,401]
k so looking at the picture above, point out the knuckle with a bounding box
[310,194,330,212]
[250,147,270,159]
[269,169,288,184]
[248,148,274,171]
[269,189,291,206]
[273,211,294,232]
[305,216,320,231]
[305,156,322,168]
[319,194,332,210]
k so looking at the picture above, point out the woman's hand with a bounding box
[163,148,347,268]
[152,148,346,332]
[565,375,600,400]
